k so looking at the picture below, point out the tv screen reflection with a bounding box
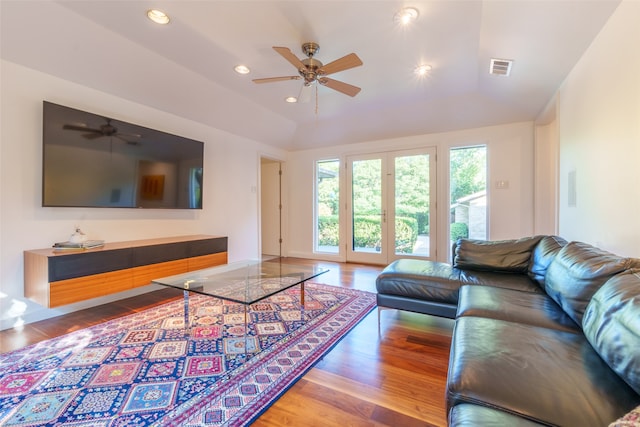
[42,101,204,209]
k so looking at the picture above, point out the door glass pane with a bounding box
[450,146,487,252]
[315,159,339,253]
[395,154,430,256]
[352,159,382,253]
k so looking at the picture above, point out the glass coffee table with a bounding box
[152,260,329,357]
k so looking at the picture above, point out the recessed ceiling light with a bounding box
[147,9,170,25]
[415,64,432,76]
[395,7,419,25]
[234,65,251,75]
[285,97,298,103]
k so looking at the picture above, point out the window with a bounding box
[189,167,203,209]
[450,146,487,250]
[315,159,340,253]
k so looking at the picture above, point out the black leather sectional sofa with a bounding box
[376,236,640,426]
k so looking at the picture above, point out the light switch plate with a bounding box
[495,180,509,189]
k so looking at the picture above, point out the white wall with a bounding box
[0,60,286,330]
[556,0,640,257]
[534,119,559,235]
[286,121,535,263]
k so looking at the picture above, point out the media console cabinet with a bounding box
[24,235,228,308]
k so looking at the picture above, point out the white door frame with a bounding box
[346,147,436,265]
[259,156,284,258]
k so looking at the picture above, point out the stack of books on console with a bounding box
[52,240,105,250]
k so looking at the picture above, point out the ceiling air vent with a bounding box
[490,58,513,76]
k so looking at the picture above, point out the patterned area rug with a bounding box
[0,283,376,426]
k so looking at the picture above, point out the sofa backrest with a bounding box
[527,235,568,287]
[582,269,640,395]
[453,236,543,273]
[544,241,638,325]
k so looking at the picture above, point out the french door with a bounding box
[346,147,436,264]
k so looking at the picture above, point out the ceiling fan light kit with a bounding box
[252,42,363,98]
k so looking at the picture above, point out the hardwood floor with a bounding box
[0,258,453,426]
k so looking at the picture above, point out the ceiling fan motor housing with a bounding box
[300,57,323,83]
[100,122,118,136]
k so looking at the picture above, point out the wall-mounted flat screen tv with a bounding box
[42,101,204,209]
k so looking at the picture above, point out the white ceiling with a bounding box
[1,0,621,151]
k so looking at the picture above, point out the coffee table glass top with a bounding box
[152,260,329,304]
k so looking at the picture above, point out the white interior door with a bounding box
[260,159,281,257]
[346,148,436,264]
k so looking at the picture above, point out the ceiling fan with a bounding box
[63,118,141,145]
[253,42,363,97]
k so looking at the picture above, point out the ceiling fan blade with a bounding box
[318,78,361,97]
[318,53,363,76]
[273,46,306,70]
[115,135,140,145]
[63,124,101,133]
[117,132,142,138]
[253,76,302,84]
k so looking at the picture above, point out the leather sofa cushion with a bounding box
[583,270,640,395]
[376,294,458,318]
[544,241,637,325]
[449,403,545,427]
[376,259,541,306]
[527,235,567,287]
[458,269,541,293]
[376,259,462,304]
[447,316,640,426]
[456,285,580,333]
[453,236,543,273]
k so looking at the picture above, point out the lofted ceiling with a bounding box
[1,0,621,151]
